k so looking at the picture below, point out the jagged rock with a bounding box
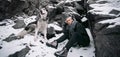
[0,0,11,21]
[80,56,83,57]
[94,23,109,33]
[47,6,57,21]
[23,0,50,16]
[97,1,109,4]
[0,23,6,26]
[88,11,120,57]
[0,46,2,49]
[55,30,63,34]
[74,1,85,15]
[87,0,97,4]
[95,27,120,57]
[0,0,51,20]
[9,46,30,57]
[53,14,66,26]
[109,9,120,15]
[12,20,26,29]
[49,0,59,4]
[47,27,55,39]
[3,34,19,42]
[64,6,77,13]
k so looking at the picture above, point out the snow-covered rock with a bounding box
[88,0,120,57]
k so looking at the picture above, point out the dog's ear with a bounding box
[39,9,42,14]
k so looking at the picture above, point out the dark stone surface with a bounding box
[97,1,109,4]
[80,56,83,57]
[88,11,120,57]
[3,34,19,42]
[9,46,30,57]
[47,27,56,39]
[0,46,2,49]
[0,23,6,26]
[0,0,11,21]
[0,0,51,21]
[109,9,120,15]
[87,0,120,56]
[49,0,59,4]
[12,20,26,29]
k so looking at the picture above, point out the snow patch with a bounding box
[99,17,120,28]
[48,23,63,31]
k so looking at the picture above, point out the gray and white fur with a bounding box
[17,8,48,42]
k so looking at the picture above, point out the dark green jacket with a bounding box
[63,20,90,46]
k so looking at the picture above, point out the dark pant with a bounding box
[56,32,90,50]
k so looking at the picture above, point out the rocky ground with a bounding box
[0,0,120,57]
[0,16,95,57]
[88,0,120,57]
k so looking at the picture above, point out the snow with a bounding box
[23,16,37,25]
[99,17,120,28]
[0,16,95,57]
[66,0,81,2]
[2,0,120,57]
[89,0,120,15]
[48,23,63,31]
[89,0,120,28]
[81,17,88,22]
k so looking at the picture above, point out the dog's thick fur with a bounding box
[34,8,48,41]
[17,8,48,42]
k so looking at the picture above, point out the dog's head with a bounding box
[40,8,48,20]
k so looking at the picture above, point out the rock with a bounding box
[80,56,83,57]
[49,0,58,4]
[97,1,109,4]
[53,14,66,27]
[94,23,109,33]
[87,0,97,4]
[64,2,74,7]
[9,46,30,57]
[0,23,6,26]
[3,34,19,42]
[0,0,51,20]
[55,30,63,34]
[23,0,50,16]
[64,6,77,13]
[6,0,29,17]
[88,11,120,57]
[109,9,120,15]
[0,46,2,49]
[73,1,85,15]
[12,20,26,29]
[0,0,11,21]
[95,29,120,57]
[47,27,55,39]
[47,6,57,20]
[39,40,44,44]
[83,49,88,50]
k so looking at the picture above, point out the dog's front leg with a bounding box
[34,22,40,41]
[43,28,47,43]
[42,22,48,43]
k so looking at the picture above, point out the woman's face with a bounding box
[65,17,73,25]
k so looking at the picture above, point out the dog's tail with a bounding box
[17,23,36,38]
[17,30,28,38]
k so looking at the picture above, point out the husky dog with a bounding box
[17,8,48,42]
[34,8,48,42]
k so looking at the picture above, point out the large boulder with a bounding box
[87,0,120,56]
[9,46,30,57]
[12,20,26,29]
[3,34,19,42]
